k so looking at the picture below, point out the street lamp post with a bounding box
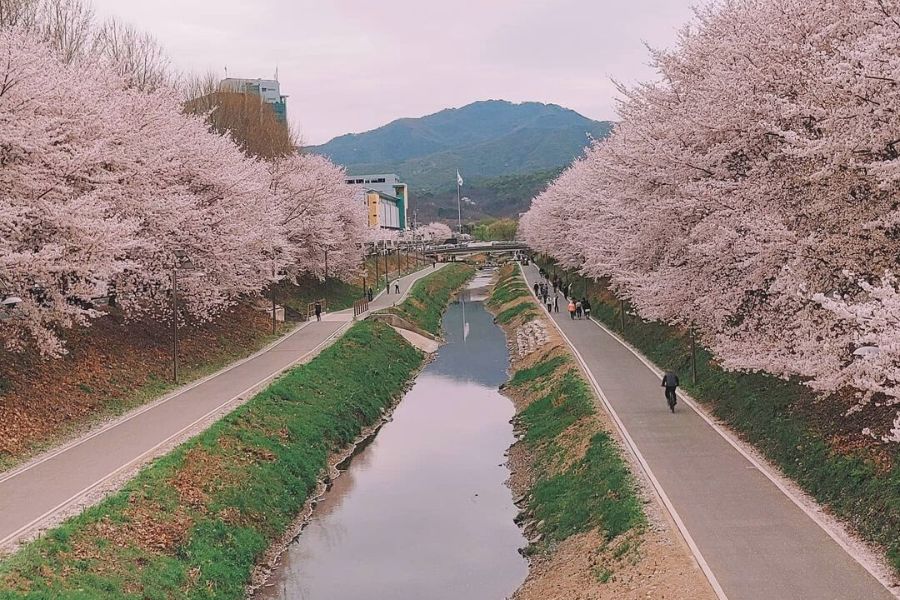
[271,262,277,336]
[269,248,282,336]
[374,244,380,290]
[171,250,196,384]
[383,245,389,293]
[172,267,179,383]
[690,328,698,385]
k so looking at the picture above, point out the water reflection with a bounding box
[257,278,527,600]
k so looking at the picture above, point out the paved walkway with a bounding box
[522,264,894,600]
[0,264,446,551]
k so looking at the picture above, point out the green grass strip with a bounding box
[519,370,595,445]
[508,355,568,388]
[0,320,423,599]
[531,432,645,542]
[495,302,537,325]
[487,279,529,307]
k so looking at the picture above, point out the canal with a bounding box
[256,269,528,599]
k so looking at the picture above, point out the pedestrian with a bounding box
[533,282,540,297]
[546,297,553,312]
[568,300,576,320]
[394,282,400,294]
[575,299,583,319]
[554,294,559,313]
[314,300,322,322]
[433,260,437,269]
[367,287,374,302]
[582,298,591,319]
[662,371,679,412]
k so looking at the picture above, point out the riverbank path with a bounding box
[0,264,448,553]
[522,264,895,600]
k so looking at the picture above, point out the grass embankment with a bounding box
[0,320,423,599]
[387,264,475,335]
[488,265,645,581]
[486,270,538,325]
[0,305,281,472]
[538,259,900,573]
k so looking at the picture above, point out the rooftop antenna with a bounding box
[224,65,228,78]
[274,65,279,82]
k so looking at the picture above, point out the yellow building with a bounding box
[347,174,409,230]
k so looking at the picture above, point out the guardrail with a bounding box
[426,241,528,254]
[353,297,369,318]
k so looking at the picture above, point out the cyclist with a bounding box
[662,371,679,413]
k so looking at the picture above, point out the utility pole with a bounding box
[383,246,389,293]
[690,328,698,385]
[172,266,178,383]
[170,251,196,382]
[271,273,277,335]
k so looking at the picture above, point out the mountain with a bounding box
[414,168,566,223]
[308,100,613,217]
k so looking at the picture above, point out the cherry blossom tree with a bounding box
[1,5,367,357]
[520,0,900,441]
[268,153,366,282]
[103,85,278,324]
[418,222,452,242]
[0,28,139,355]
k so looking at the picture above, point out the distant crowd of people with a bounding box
[533,268,591,321]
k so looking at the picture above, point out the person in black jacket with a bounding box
[662,371,679,412]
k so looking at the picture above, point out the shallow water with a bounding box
[256,270,528,600]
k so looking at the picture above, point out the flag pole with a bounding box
[456,172,462,237]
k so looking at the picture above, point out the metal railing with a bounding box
[353,297,369,318]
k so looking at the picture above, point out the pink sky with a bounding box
[90,0,698,145]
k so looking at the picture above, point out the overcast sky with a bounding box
[90,1,699,145]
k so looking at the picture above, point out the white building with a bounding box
[346,174,410,231]
[219,78,288,123]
